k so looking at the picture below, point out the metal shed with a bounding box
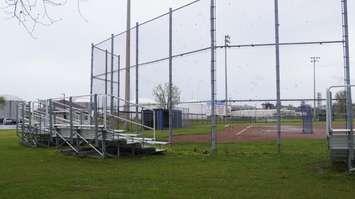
[0,95,23,123]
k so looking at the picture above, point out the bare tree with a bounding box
[334,90,346,114]
[1,0,86,37]
[153,83,181,110]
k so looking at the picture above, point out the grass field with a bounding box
[1,129,355,199]
[148,122,227,140]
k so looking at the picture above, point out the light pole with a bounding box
[310,56,320,121]
[124,0,131,125]
[224,35,231,122]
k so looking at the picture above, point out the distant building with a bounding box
[317,92,322,109]
[206,101,231,116]
[262,102,275,110]
[0,95,23,123]
[231,108,301,119]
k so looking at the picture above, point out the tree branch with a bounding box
[1,0,86,38]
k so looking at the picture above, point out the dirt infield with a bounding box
[174,124,327,143]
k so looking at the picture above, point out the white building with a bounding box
[0,95,23,122]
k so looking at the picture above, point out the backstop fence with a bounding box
[90,0,352,154]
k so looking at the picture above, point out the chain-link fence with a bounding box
[90,0,351,153]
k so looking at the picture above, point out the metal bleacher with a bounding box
[326,86,355,169]
[16,94,167,158]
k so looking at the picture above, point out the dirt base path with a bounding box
[174,124,326,143]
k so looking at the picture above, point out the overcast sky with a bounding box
[0,0,354,104]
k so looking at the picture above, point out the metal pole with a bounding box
[103,96,107,129]
[28,102,32,129]
[135,22,139,132]
[21,103,25,143]
[111,34,115,115]
[326,90,332,135]
[153,109,156,140]
[125,0,131,122]
[311,56,320,121]
[90,44,94,126]
[102,97,107,157]
[313,59,316,120]
[168,8,173,144]
[94,94,99,146]
[274,0,282,153]
[341,0,353,172]
[210,0,217,153]
[102,129,106,157]
[105,50,108,125]
[105,50,108,97]
[16,103,19,135]
[224,35,230,123]
[69,97,74,144]
[48,99,53,145]
[117,56,121,128]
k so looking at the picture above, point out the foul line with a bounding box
[235,125,253,136]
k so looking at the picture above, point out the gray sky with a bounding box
[0,0,354,103]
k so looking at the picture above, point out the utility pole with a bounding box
[310,56,320,121]
[125,0,131,122]
[224,35,231,123]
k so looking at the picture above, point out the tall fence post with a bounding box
[104,50,108,130]
[21,103,25,143]
[28,102,32,128]
[94,94,99,146]
[341,0,353,172]
[103,95,107,129]
[48,99,53,145]
[90,44,94,126]
[125,0,132,127]
[326,90,332,136]
[111,34,115,115]
[102,128,106,157]
[168,8,173,144]
[69,97,74,144]
[274,0,282,153]
[210,0,217,153]
[16,103,19,136]
[105,50,108,98]
[117,55,121,158]
[135,22,140,133]
[110,34,115,129]
[117,56,121,129]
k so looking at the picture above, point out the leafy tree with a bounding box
[0,96,5,108]
[153,83,181,109]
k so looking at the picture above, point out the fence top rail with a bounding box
[93,46,120,58]
[327,85,355,93]
[48,94,95,101]
[18,94,155,112]
[93,40,344,78]
[219,40,344,49]
[104,94,155,112]
[51,101,87,112]
[93,0,202,47]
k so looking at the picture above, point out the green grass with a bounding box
[146,122,227,140]
[1,130,355,198]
